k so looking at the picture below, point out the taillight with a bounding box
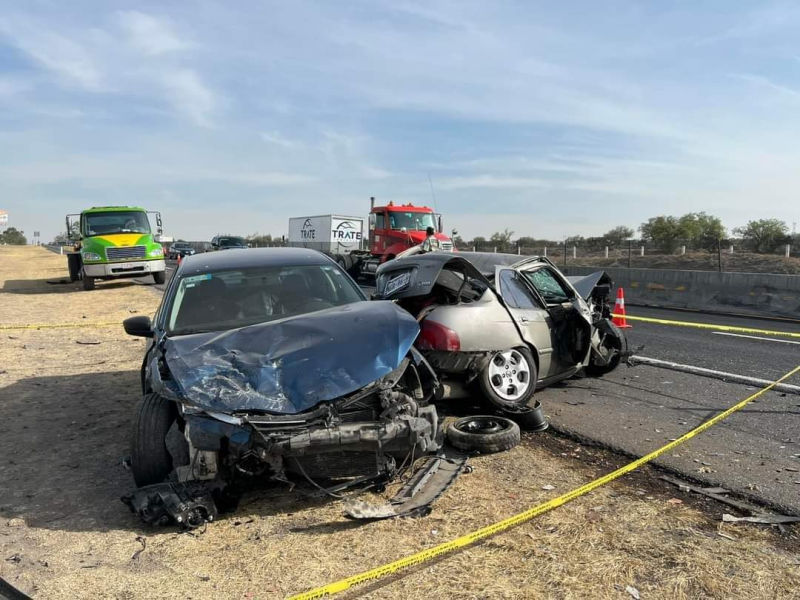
[418,319,460,351]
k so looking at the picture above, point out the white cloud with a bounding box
[117,10,187,56]
[161,69,217,126]
[0,18,103,90]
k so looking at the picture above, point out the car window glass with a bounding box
[499,269,539,309]
[522,268,572,304]
[375,213,385,229]
[167,264,364,334]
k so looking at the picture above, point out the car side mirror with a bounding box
[123,315,154,337]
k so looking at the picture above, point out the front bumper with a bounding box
[83,259,165,278]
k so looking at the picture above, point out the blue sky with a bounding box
[1,1,799,242]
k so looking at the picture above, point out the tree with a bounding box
[734,219,789,253]
[452,234,466,248]
[247,233,274,247]
[603,226,634,246]
[489,229,514,245]
[515,236,537,248]
[677,212,725,249]
[0,227,27,245]
[639,216,680,251]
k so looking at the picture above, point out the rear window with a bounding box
[167,263,365,335]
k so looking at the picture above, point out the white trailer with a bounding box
[288,215,364,255]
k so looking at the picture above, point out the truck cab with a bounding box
[368,201,453,261]
[66,206,167,290]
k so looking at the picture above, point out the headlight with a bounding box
[149,247,164,257]
[82,252,101,261]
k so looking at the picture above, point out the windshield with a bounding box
[85,211,151,235]
[219,237,247,247]
[167,263,365,335]
[387,211,436,231]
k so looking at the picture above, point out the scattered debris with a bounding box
[542,484,555,491]
[75,340,102,345]
[722,514,800,525]
[717,531,737,541]
[131,536,146,560]
[667,498,683,505]
[625,585,641,599]
[661,476,761,514]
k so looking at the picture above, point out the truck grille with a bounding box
[106,245,146,260]
[441,241,453,251]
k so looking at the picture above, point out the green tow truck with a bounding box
[65,206,168,290]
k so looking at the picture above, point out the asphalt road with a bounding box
[538,306,800,514]
[149,261,800,512]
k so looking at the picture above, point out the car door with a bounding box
[495,267,555,379]
[517,266,592,375]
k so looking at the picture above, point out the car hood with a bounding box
[162,301,419,414]
[565,271,614,301]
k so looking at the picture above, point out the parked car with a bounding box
[374,253,628,424]
[167,241,197,260]
[121,248,451,528]
[211,235,248,250]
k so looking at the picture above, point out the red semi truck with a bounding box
[288,197,454,277]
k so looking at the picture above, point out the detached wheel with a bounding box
[479,347,536,410]
[446,416,520,454]
[131,393,177,487]
[585,319,627,377]
[504,400,549,432]
[152,271,166,284]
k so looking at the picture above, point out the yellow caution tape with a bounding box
[612,313,800,339]
[0,321,121,331]
[290,364,800,600]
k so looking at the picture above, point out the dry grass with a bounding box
[1,247,799,600]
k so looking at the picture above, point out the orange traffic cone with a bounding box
[611,287,632,328]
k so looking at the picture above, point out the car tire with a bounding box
[585,319,627,377]
[478,347,537,411]
[446,415,521,454]
[153,271,166,285]
[131,393,177,487]
[82,272,95,290]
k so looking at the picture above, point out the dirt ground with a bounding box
[1,246,799,599]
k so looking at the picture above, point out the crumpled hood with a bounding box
[163,301,419,414]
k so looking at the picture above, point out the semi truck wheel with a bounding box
[82,272,95,290]
[153,271,166,284]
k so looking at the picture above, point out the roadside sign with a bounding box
[0,210,7,226]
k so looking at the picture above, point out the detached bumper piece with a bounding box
[343,450,468,520]
[122,481,223,529]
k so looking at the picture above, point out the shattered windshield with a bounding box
[388,211,436,231]
[168,264,365,335]
[85,211,150,235]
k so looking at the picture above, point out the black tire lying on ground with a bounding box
[131,393,177,487]
[446,415,521,454]
[153,271,166,284]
